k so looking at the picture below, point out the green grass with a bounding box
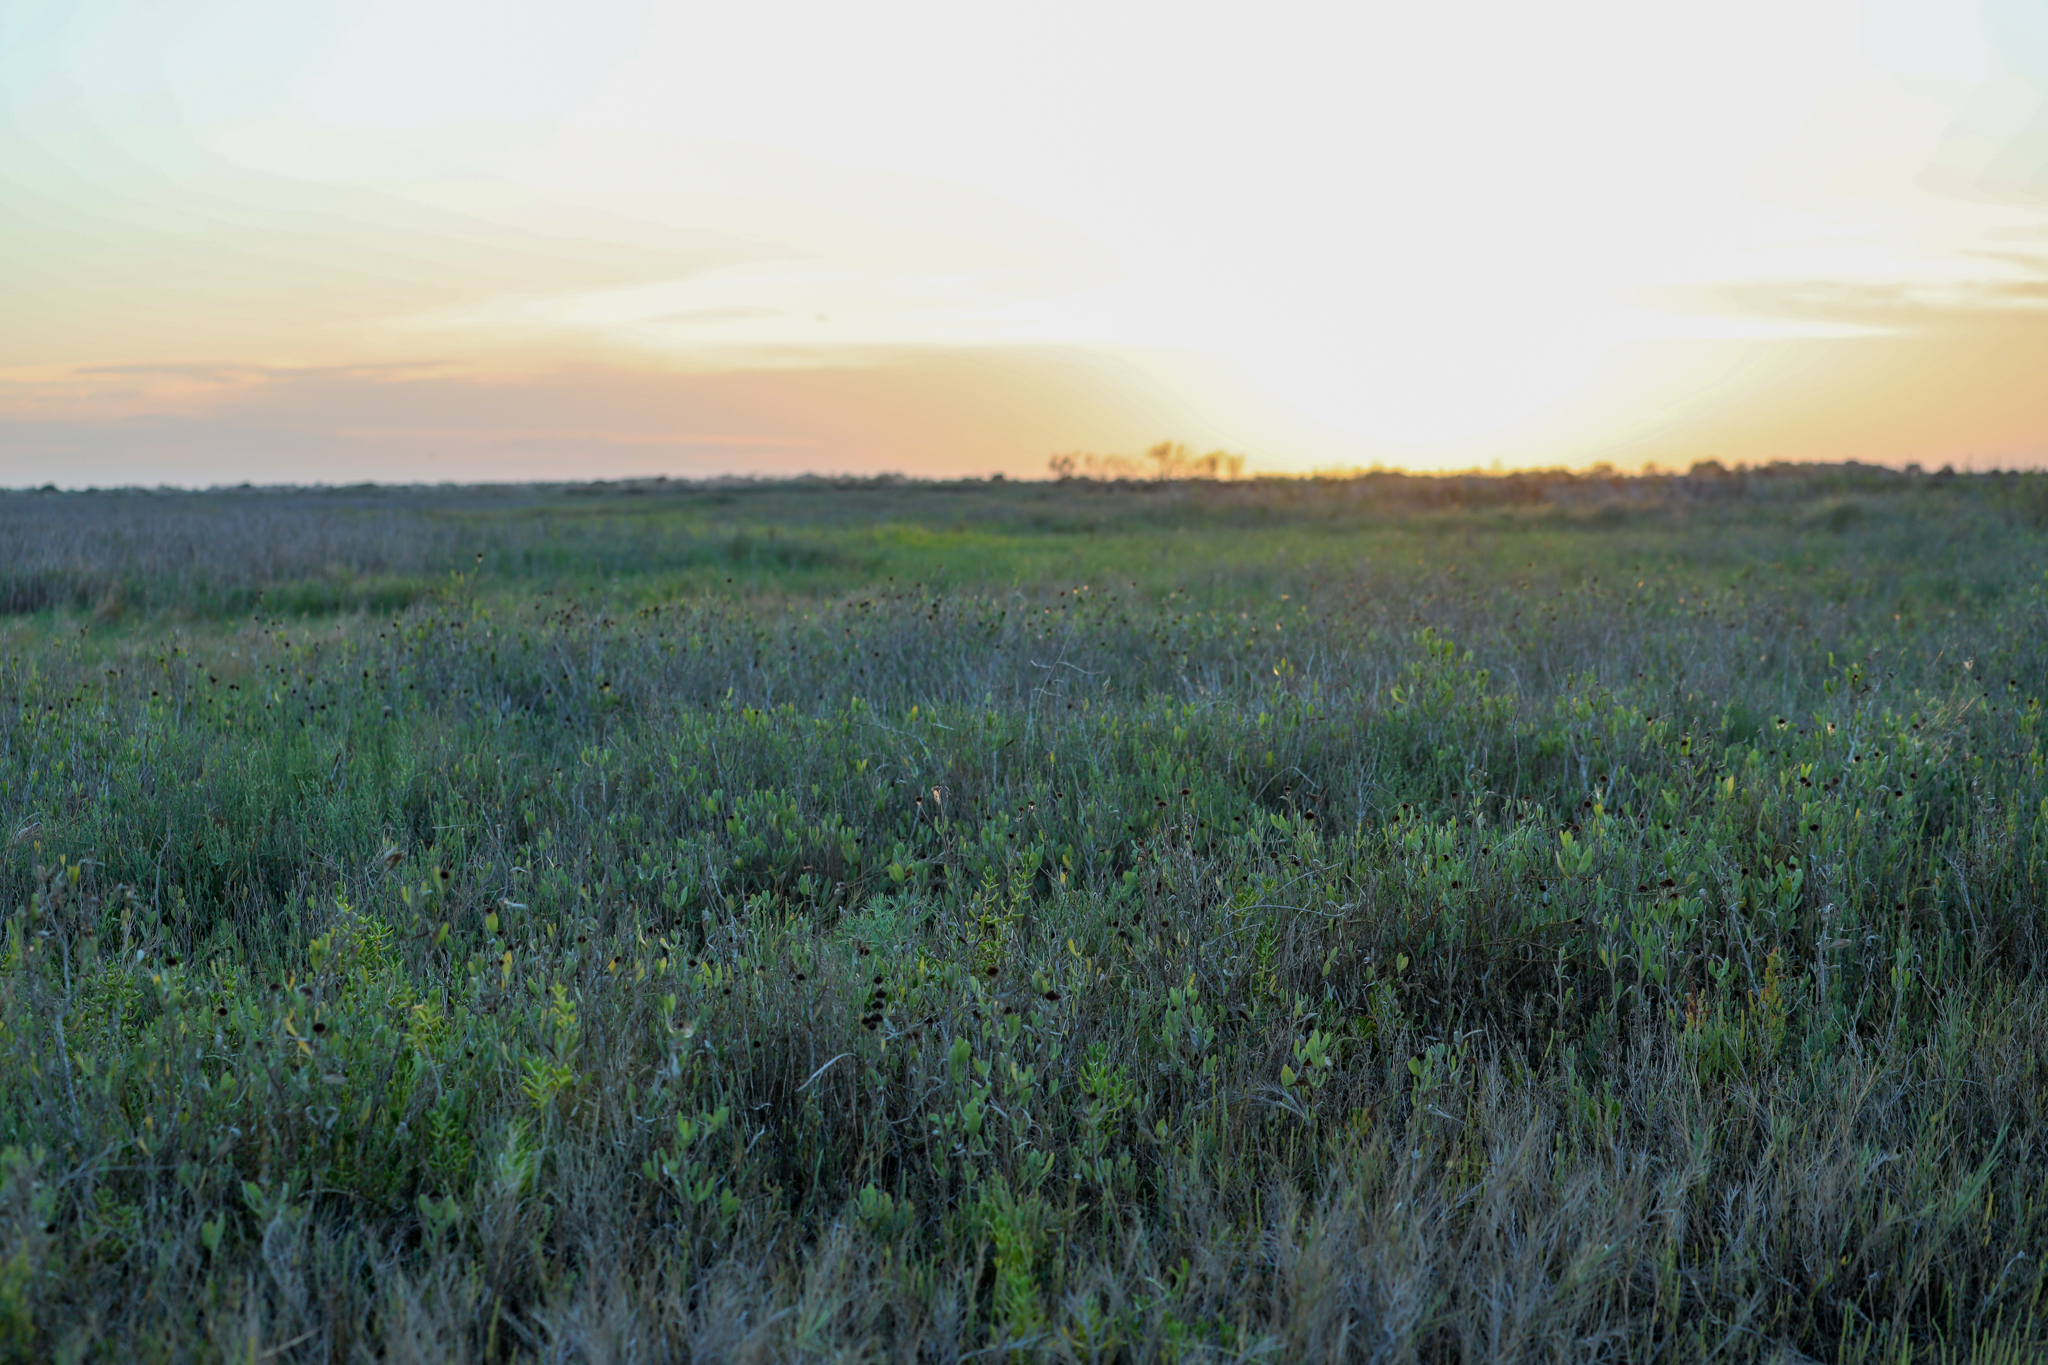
[3,465,2047,1361]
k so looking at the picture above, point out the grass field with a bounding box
[2,464,2046,1362]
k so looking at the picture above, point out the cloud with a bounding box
[72,361,459,380]
[1624,268,2048,336]
[0,346,1321,487]
[0,120,1119,372]
[649,308,786,326]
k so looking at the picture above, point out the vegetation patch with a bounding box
[0,466,2045,1361]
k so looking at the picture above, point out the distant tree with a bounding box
[1046,442,1245,482]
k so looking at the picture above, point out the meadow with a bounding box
[1,464,2045,1362]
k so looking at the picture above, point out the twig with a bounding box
[798,1052,854,1092]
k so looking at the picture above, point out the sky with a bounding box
[5,0,2048,485]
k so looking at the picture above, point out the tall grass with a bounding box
[1,468,2044,1361]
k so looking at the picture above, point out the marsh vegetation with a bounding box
[2,464,2045,1361]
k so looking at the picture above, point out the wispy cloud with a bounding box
[0,348,1326,487]
[1626,269,2048,336]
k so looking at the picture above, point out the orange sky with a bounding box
[5,1,2048,483]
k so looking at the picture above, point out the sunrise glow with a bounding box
[6,0,2048,482]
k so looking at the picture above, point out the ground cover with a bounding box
[1,465,2045,1361]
